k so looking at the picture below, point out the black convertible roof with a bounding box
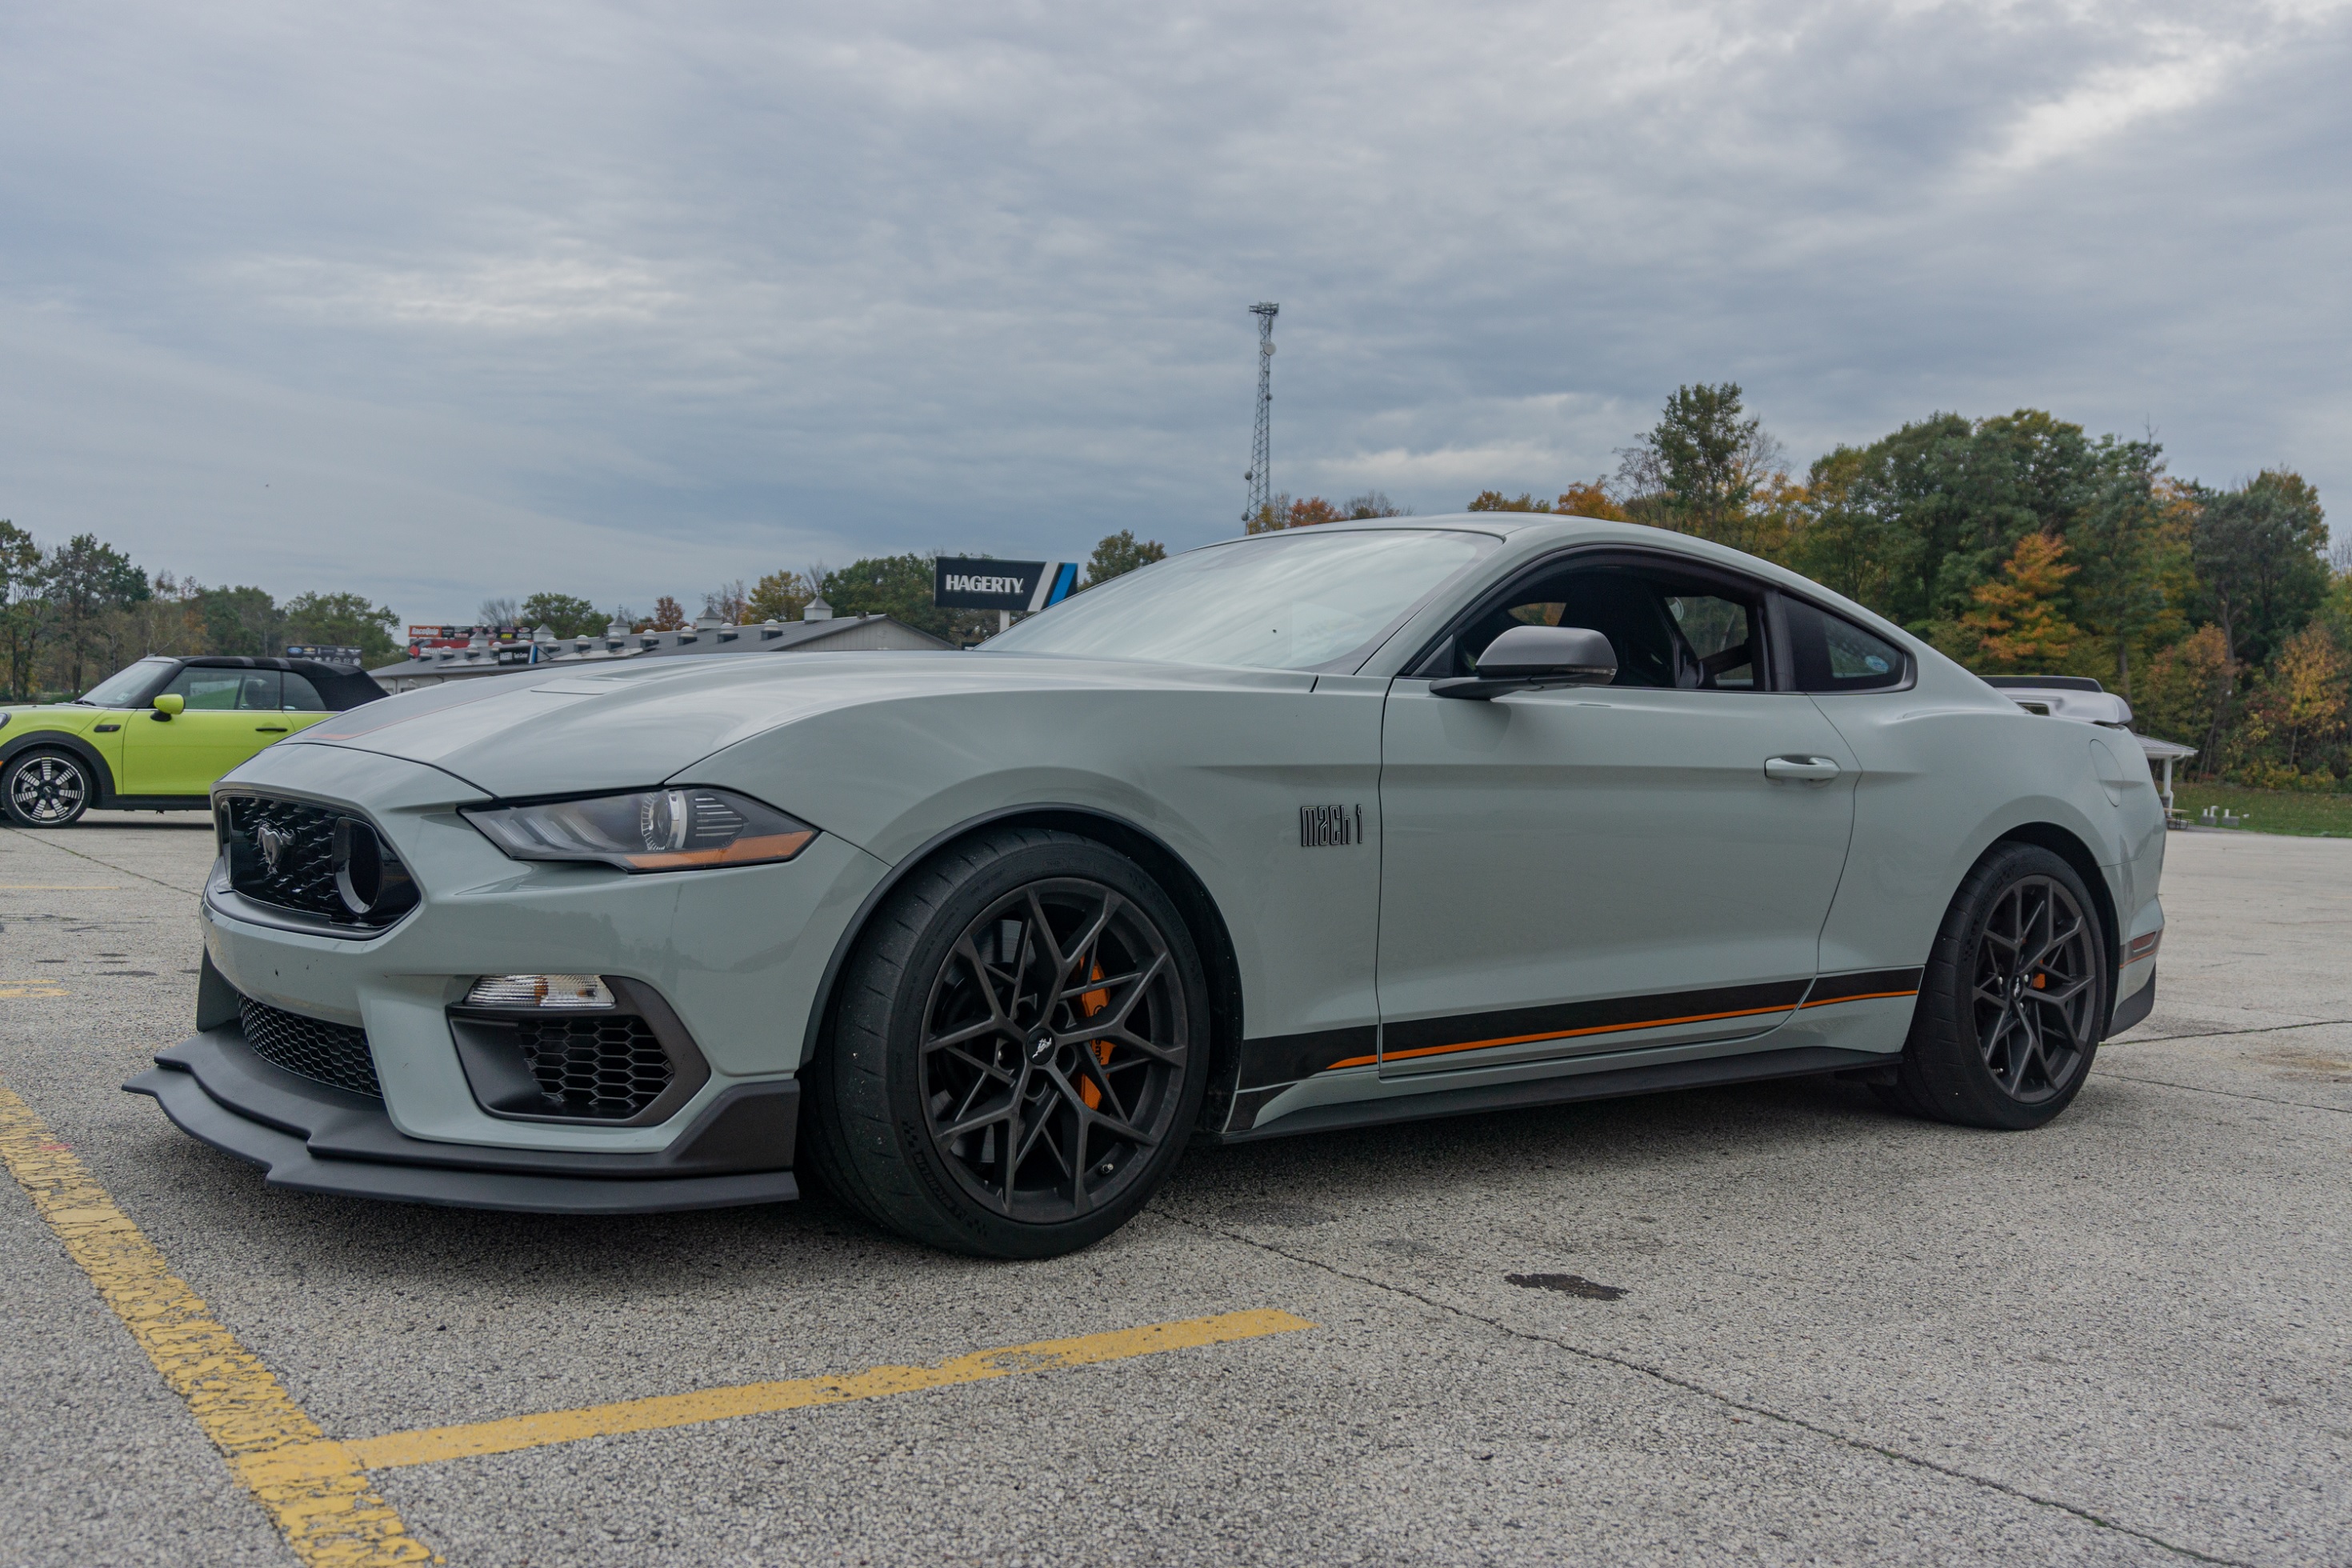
[171,655,386,707]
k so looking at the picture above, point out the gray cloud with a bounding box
[1,0,2344,618]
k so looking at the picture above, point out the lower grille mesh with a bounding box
[239,998,382,1099]
[513,1015,673,1119]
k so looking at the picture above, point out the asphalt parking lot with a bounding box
[2,815,2347,1566]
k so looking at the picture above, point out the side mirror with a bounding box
[151,694,184,719]
[1431,625,1618,701]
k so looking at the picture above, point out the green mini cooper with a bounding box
[0,656,387,827]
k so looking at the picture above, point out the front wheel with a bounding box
[4,750,94,827]
[1879,842,2109,1130]
[803,827,1210,1258]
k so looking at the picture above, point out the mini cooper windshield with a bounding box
[987,527,1493,670]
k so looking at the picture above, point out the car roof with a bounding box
[182,655,346,673]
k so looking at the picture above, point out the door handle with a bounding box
[254,726,289,733]
[1764,755,1841,782]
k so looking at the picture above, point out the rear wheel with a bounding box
[4,750,94,827]
[803,828,1210,1258]
[1879,842,2108,1130]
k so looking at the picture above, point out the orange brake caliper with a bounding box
[1078,963,1110,1108]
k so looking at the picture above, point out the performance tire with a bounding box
[1878,842,2109,1130]
[802,827,1210,1258]
[4,750,94,828]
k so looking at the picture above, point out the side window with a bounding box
[280,672,326,711]
[1454,562,1766,691]
[155,668,248,711]
[1662,593,1757,689]
[1783,599,1906,692]
[234,671,284,710]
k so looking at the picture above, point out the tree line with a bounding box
[1265,386,2347,788]
[0,522,1180,703]
[0,522,401,702]
[14,386,2339,791]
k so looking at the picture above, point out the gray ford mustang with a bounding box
[131,517,2166,1258]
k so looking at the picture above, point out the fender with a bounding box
[0,727,122,805]
[792,801,1248,1122]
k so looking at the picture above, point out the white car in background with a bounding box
[132,517,2166,1258]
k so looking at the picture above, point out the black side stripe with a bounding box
[1234,1026,1378,1091]
[1379,979,1811,1066]
[1802,967,1925,1006]
[1234,970,1925,1097]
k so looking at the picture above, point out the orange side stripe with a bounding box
[1325,1002,1798,1071]
[1799,989,1918,1009]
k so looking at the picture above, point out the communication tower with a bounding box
[1243,302,1278,524]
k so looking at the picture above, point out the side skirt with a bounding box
[1208,1045,1891,1145]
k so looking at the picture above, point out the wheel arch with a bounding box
[0,730,119,806]
[1990,820,2122,1034]
[797,804,1249,1130]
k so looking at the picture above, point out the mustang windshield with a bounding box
[987,528,1491,670]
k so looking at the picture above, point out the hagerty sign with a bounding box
[933,557,1081,613]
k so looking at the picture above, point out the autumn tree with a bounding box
[0,521,47,700]
[45,536,150,694]
[646,595,689,631]
[1086,530,1166,586]
[1467,484,1626,521]
[821,554,994,643]
[745,569,816,622]
[1342,492,1408,518]
[1554,481,1627,522]
[2134,626,2239,772]
[2066,438,2185,697]
[2233,624,2350,781]
[517,592,602,638]
[702,580,749,625]
[2188,470,2330,669]
[284,590,402,663]
[1960,531,2081,673]
[1246,494,1348,532]
[1783,446,1915,614]
[1614,383,1790,558]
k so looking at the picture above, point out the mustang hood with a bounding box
[261,651,1302,802]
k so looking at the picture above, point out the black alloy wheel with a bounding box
[1968,874,2099,1104]
[918,878,1188,1222]
[1878,842,2108,1130]
[4,751,92,828]
[804,827,1210,1258]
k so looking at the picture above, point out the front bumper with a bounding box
[126,1022,800,1214]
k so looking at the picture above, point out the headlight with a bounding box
[463,787,818,872]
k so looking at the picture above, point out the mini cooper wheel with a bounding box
[805,827,1210,1258]
[1880,842,2108,1130]
[4,750,94,827]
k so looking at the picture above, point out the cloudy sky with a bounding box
[2,0,2346,622]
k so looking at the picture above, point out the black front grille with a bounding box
[218,794,417,930]
[512,1014,674,1119]
[239,998,382,1098]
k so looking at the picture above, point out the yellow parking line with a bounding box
[236,1308,1314,1480]
[0,987,70,998]
[0,1081,431,1566]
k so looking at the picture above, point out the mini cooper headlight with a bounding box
[463,788,818,872]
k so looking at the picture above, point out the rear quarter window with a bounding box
[1784,598,1908,692]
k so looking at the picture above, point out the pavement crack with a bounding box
[2119,1018,2352,1045]
[0,827,206,897]
[1160,1207,2253,1568]
[2094,1069,2350,1116]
